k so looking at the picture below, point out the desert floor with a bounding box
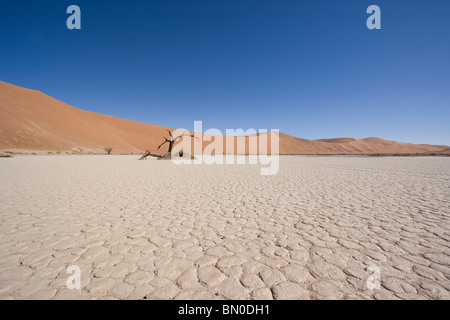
[0,155,449,300]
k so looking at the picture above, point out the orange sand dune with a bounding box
[0,81,448,155]
[423,147,450,155]
[315,138,356,143]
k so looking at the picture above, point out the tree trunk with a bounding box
[167,141,174,154]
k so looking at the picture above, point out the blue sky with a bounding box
[1,0,449,145]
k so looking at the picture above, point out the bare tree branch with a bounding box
[140,129,200,160]
[157,138,170,150]
[139,150,170,160]
[173,130,199,142]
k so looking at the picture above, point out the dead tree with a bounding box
[139,150,170,160]
[105,147,112,155]
[139,130,198,160]
[158,130,197,154]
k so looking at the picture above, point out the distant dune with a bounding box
[0,81,448,155]
[422,147,450,155]
[315,138,356,143]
